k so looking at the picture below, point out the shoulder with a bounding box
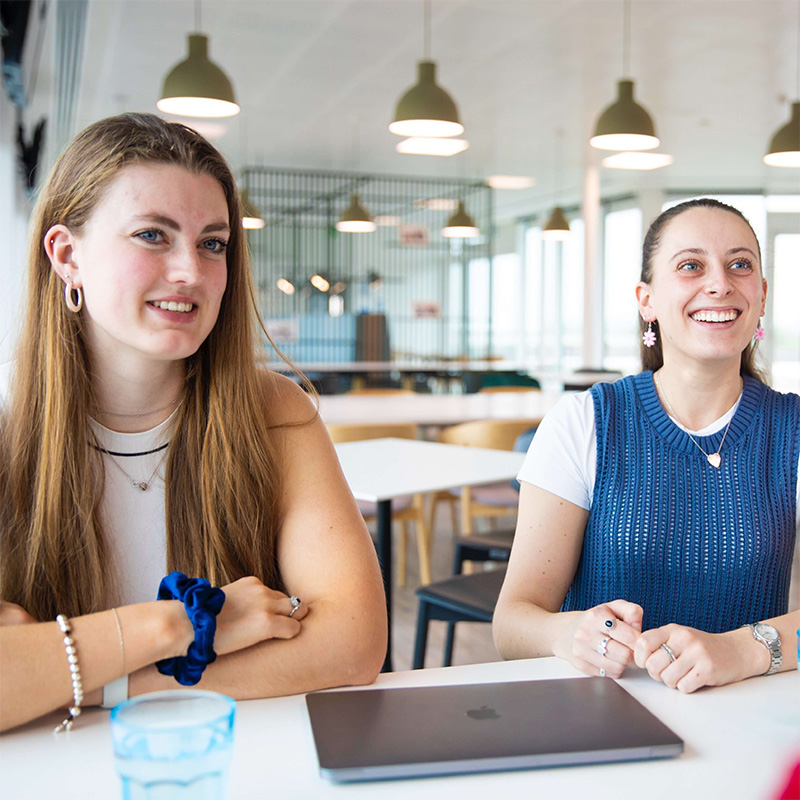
[258,370,320,429]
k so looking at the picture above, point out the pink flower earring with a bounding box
[753,321,765,342]
[642,321,657,348]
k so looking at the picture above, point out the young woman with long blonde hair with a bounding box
[0,113,386,732]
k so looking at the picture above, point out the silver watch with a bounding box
[745,623,782,676]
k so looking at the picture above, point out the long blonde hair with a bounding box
[1,113,291,620]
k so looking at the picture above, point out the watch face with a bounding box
[755,623,779,642]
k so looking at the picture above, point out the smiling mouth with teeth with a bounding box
[690,309,740,323]
[150,301,195,313]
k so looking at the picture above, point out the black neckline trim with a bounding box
[91,442,170,458]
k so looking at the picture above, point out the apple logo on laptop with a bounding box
[466,705,500,720]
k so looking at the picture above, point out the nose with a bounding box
[704,263,733,297]
[166,245,203,285]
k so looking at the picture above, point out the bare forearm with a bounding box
[0,602,192,732]
[129,595,387,699]
[493,599,581,661]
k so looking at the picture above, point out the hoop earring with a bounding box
[642,320,657,348]
[65,281,83,313]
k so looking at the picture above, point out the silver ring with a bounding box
[289,596,301,617]
[660,643,677,663]
[599,668,606,678]
[604,618,616,630]
[597,637,609,657]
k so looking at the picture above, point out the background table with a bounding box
[2,658,796,799]
[335,438,525,671]
[321,391,564,428]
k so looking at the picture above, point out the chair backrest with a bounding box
[478,386,541,394]
[437,419,541,451]
[326,423,419,443]
[345,388,416,396]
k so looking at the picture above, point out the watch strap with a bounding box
[745,623,782,676]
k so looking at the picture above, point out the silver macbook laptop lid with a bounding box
[306,677,684,782]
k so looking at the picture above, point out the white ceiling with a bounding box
[63,0,800,220]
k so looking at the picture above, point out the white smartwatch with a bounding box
[745,623,782,676]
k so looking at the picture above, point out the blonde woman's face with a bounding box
[66,163,230,368]
[636,208,766,370]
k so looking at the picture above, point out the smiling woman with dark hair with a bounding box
[493,198,799,692]
[0,113,386,732]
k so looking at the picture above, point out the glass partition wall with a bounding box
[242,167,492,367]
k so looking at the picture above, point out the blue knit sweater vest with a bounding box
[561,372,800,633]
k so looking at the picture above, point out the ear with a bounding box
[635,281,655,323]
[760,277,767,317]
[44,224,82,288]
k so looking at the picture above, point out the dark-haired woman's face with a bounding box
[61,163,230,368]
[636,208,766,370]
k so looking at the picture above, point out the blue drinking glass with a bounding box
[110,691,236,800]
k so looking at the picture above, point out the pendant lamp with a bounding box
[240,189,264,229]
[542,207,571,241]
[764,102,800,166]
[590,2,659,151]
[541,129,571,241]
[389,1,463,138]
[336,194,377,233]
[442,200,479,238]
[764,5,800,166]
[158,2,239,118]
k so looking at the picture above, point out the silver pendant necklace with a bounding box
[654,372,737,469]
[98,443,169,491]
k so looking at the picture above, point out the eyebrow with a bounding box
[670,247,759,262]
[131,214,230,234]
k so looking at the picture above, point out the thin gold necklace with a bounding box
[97,442,169,491]
[654,372,738,469]
[94,395,181,419]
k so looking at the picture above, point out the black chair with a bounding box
[413,567,507,669]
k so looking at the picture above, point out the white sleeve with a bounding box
[516,390,597,510]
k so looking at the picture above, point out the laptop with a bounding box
[306,677,684,782]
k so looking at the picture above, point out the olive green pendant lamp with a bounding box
[336,194,377,233]
[590,1,659,151]
[542,207,571,241]
[764,3,800,166]
[390,0,464,138]
[441,200,479,238]
[157,1,240,118]
[542,129,571,241]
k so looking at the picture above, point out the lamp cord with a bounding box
[423,0,431,60]
[622,0,631,77]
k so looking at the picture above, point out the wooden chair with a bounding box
[477,385,541,393]
[428,419,539,537]
[326,423,432,586]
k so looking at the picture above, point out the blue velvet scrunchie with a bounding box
[155,572,226,686]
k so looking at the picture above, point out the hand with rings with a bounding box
[556,599,643,680]
[634,622,753,693]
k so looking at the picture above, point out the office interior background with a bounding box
[1,0,798,390]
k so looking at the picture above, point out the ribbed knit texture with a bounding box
[562,372,800,632]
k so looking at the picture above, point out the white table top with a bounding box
[320,391,564,428]
[334,438,526,501]
[2,658,796,800]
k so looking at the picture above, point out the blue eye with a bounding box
[678,261,701,272]
[202,238,228,253]
[731,259,753,271]
[136,229,162,243]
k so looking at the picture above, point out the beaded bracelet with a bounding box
[155,572,226,686]
[54,615,84,733]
